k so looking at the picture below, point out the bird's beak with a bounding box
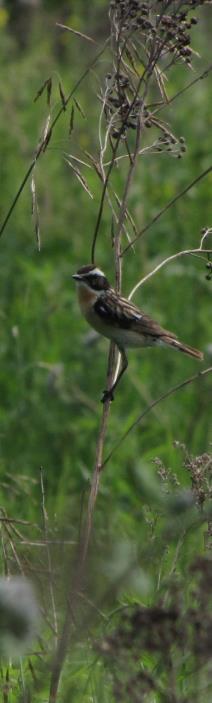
[72,274,81,281]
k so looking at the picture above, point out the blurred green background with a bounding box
[0,2,211,701]
[0,0,211,524]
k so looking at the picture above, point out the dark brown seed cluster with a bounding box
[201,228,212,280]
[104,72,144,139]
[104,73,187,155]
[183,451,211,506]
[96,605,182,701]
[106,1,206,143]
[96,557,212,701]
[155,132,187,159]
[205,258,212,280]
[98,606,182,657]
[109,0,205,67]
[110,0,155,34]
[159,10,199,68]
[189,557,212,658]
[113,671,155,703]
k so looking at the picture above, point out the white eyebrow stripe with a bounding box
[83,267,105,277]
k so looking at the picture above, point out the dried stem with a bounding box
[49,343,116,702]
[160,63,212,112]
[40,467,58,647]
[129,247,212,298]
[56,23,97,45]
[114,116,142,291]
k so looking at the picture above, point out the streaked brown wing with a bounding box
[94,291,177,339]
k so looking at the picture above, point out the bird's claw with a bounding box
[101,388,114,403]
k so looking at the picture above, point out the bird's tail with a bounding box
[162,336,204,360]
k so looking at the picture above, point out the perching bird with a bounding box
[72,264,203,402]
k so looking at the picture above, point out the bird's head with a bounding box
[72,264,110,297]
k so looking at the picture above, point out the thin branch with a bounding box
[102,367,212,470]
[96,84,135,248]
[77,342,117,571]
[103,140,166,167]
[122,165,212,255]
[56,23,97,45]
[164,63,212,110]
[91,135,124,263]
[40,467,58,646]
[19,540,75,546]
[115,116,142,290]
[200,227,212,249]
[129,247,212,298]
[2,521,24,573]
[91,63,149,263]
[0,516,38,526]
[48,343,117,703]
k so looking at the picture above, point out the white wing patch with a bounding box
[133,311,142,320]
[98,304,108,315]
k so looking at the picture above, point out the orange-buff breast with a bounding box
[77,285,97,316]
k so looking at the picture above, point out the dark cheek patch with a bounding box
[90,276,108,290]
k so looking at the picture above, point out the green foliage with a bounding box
[0,1,211,701]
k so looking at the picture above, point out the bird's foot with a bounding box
[101,388,114,404]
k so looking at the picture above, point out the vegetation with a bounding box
[0,1,211,701]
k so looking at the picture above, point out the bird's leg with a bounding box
[101,348,128,403]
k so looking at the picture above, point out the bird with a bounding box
[72,264,204,403]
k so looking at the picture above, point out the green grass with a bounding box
[0,2,211,701]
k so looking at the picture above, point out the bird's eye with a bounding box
[91,277,100,290]
[87,274,107,290]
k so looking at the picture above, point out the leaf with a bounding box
[58,81,66,111]
[31,175,41,251]
[84,150,102,179]
[125,48,139,76]
[69,105,74,135]
[56,22,96,44]
[41,114,52,151]
[73,98,86,119]
[46,77,52,107]
[33,77,51,103]
[65,159,93,199]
